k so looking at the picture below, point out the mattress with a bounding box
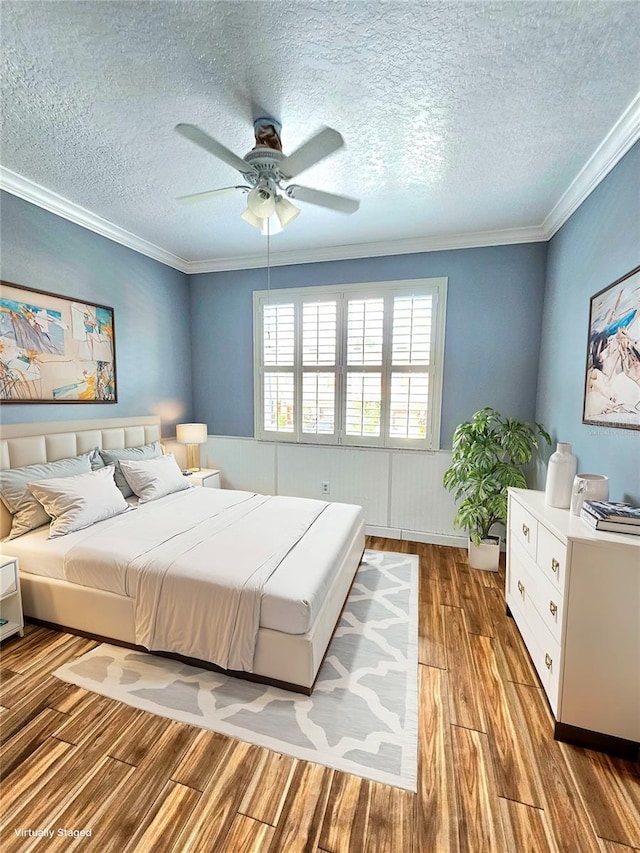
[3,489,363,636]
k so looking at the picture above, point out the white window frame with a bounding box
[253,277,447,450]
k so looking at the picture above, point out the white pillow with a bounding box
[0,452,94,539]
[27,465,131,539]
[120,454,192,504]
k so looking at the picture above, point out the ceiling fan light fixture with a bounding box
[240,208,264,231]
[247,184,276,218]
[275,195,300,229]
[175,120,360,234]
[240,207,283,236]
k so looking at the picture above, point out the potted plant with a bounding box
[443,407,551,571]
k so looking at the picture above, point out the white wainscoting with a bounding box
[201,436,277,495]
[202,436,465,547]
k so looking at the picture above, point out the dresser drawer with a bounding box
[509,498,538,561]
[510,538,565,646]
[537,525,567,593]
[508,540,542,621]
[509,588,562,715]
[0,560,17,598]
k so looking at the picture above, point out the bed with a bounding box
[0,417,365,693]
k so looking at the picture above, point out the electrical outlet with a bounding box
[321,481,330,495]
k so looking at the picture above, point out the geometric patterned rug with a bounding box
[53,550,418,791]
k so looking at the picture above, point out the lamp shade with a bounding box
[176,423,207,445]
[275,195,300,228]
[241,208,264,231]
[247,185,276,218]
[241,208,283,235]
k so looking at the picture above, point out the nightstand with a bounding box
[0,555,25,641]
[186,468,221,489]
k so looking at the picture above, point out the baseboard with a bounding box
[401,529,467,547]
[365,525,402,539]
[365,525,467,547]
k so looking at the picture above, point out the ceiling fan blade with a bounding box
[279,127,344,179]
[287,185,360,214]
[176,186,248,204]
[175,124,256,175]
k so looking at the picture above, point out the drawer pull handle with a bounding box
[549,601,558,617]
[522,523,529,537]
[551,558,559,573]
[517,580,525,596]
[544,653,553,670]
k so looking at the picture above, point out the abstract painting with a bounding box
[583,265,640,430]
[0,282,117,403]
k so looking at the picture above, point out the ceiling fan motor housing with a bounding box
[242,147,284,188]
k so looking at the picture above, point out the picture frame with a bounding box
[0,281,117,403]
[582,265,640,430]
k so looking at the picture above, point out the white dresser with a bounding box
[506,488,639,757]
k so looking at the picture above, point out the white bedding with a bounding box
[3,487,363,647]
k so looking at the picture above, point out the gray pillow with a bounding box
[0,452,93,539]
[99,440,162,498]
[89,446,105,470]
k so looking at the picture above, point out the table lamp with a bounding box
[176,423,208,472]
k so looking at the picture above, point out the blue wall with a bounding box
[536,143,640,503]
[0,192,192,435]
[5,136,637,500]
[190,242,548,446]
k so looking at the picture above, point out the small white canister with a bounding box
[570,474,610,516]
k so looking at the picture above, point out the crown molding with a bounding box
[184,225,547,273]
[0,166,190,273]
[543,91,640,238]
[3,89,639,273]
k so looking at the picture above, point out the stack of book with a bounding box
[580,500,640,535]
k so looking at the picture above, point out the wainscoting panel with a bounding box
[277,443,390,527]
[390,450,458,535]
[203,436,461,542]
[205,436,277,494]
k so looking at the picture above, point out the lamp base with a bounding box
[185,444,201,472]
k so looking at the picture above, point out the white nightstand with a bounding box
[185,468,221,489]
[0,555,25,641]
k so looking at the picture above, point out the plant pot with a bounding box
[468,535,500,572]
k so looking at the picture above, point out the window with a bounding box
[254,278,447,449]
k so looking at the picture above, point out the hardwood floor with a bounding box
[1,538,638,852]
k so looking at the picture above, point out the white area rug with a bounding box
[54,549,418,790]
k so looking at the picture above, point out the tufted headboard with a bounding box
[0,416,161,539]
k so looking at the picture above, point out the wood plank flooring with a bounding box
[1,538,638,852]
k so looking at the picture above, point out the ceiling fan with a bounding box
[175,117,360,234]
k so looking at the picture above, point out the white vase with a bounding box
[570,474,610,515]
[544,442,577,509]
[468,536,500,572]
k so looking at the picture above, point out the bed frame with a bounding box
[0,417,365,693]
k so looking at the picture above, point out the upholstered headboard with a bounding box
[0,416,161,539]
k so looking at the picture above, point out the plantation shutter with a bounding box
[262,301,295,435]
[254,279,446,449]
[389,294,432,441]
[343,296,384,444]
[301,299,338,440]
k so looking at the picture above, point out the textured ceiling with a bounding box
[1,1,639,267]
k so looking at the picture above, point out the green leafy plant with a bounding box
[443,407,551,545]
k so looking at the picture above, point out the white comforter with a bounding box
[64,488,328,671]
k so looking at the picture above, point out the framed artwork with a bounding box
[582,265,640,430]
[0,281,117,403]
